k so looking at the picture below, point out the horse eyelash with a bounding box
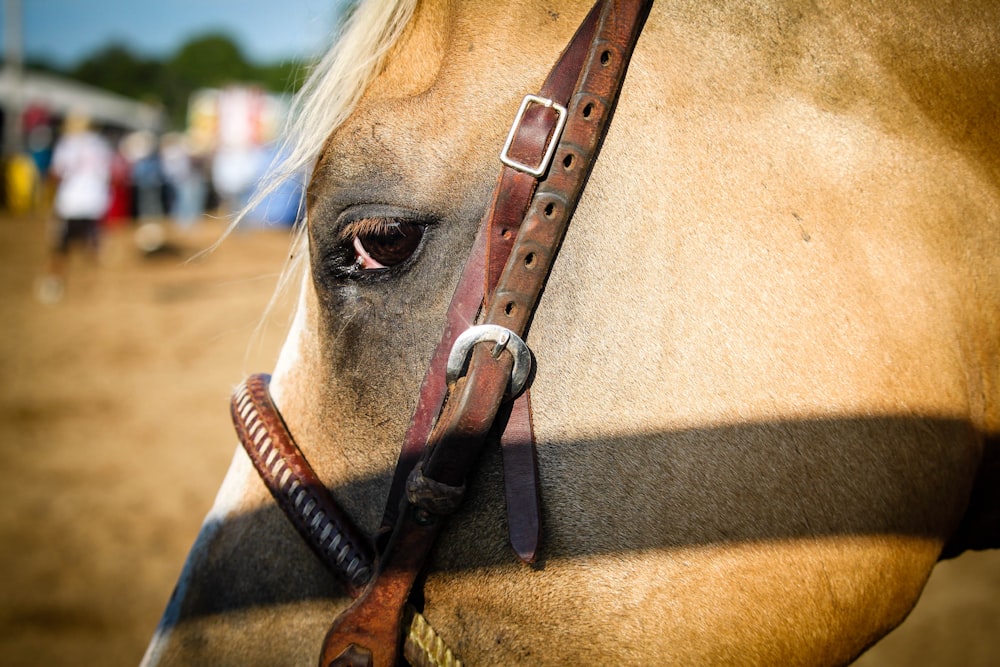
[337,216,401,242]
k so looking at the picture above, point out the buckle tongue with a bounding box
[446,325,532,397]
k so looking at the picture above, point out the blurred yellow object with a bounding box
[4,154,40,215]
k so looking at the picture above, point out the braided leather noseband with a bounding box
[231,2,653,664]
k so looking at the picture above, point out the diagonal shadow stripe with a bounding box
[162,415,998,624]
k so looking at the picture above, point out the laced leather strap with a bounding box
[231,374,375,598]
[232,376,461,667]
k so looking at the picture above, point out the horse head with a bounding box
[144,1,1000,664]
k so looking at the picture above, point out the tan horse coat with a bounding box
[144,1,999,665]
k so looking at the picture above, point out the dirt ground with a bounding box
[0,210,996,666]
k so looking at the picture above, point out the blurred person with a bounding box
[27,124,54,176]
[121,130,164,220]
[24,106,54,198]
[104,135,133,227]
[122,130,168,253]
[35,113,113,304]
[211,143,263,218]
[160,132,206,228]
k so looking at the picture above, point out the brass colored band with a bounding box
[404,606,464,667]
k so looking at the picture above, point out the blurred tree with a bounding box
[69,43,166,102]
[63,33,306,129]
[24,56,64,76]
[168,33,255,89]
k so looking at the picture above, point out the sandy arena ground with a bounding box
[0,211,996,665]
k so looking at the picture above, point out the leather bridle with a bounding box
[231,1,653,664]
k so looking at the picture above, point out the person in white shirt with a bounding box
[37,113,113,303]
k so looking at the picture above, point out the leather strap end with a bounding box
[501,390,542,564]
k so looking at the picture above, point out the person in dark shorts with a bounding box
[36,113,113,304]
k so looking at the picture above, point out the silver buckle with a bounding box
[499,94,568,178]
[446,325,532,397]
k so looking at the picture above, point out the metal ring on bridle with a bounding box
[446,324,532,397]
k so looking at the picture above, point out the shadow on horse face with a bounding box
[160,414,990,626]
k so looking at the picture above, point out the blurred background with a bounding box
[1,0,353,229]
[0,1,347,665]
[0,1,997,666]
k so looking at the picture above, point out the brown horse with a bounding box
[143,0,999,664]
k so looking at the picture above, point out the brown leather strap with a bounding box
[484,0,603,298]
[231,375,375,598]
[379,224,490,546]
[320,503,443,667]
[323,2,652,664]
[232,377,461,666]
[500,390,541,563]
[379,0,607,559]
[424,0,651,486]
[477,5,605,564]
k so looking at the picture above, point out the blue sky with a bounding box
[9,0,352,66]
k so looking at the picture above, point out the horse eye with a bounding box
[350,220,425,270]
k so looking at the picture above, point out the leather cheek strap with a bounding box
[377,0,605,561]
[500,390,541,564]
[321,1,653,665]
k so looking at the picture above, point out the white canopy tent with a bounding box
[1,67,163,142]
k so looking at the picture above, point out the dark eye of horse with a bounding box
[350,220,425,270]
